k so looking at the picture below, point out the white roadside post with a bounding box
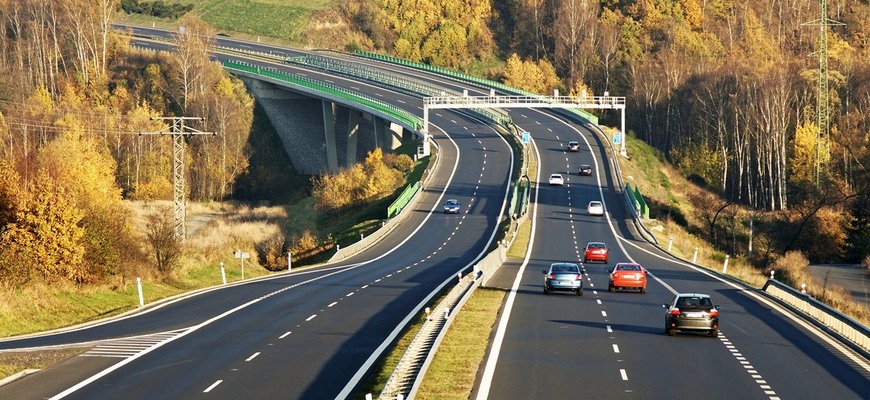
[722,255,730,273]
[220,261,226,284]
[668,238,673,252]
[288,252,292,272]
[692,248,698,264]
[136,277,144,307]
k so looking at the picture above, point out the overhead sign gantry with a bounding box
[421,93,626,156]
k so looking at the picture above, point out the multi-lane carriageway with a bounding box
[0,26,867,399]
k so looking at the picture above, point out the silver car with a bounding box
[542,263,583,296]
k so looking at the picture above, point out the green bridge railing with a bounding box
[222,59,422,131]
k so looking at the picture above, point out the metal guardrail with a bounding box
[763,279,870,353]
[221,59,422,130]
[289,54,512,127]
[353,51,599,125]
[379,274,479,399]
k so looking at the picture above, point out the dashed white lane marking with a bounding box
[719,333,779,399]
[606,325,613,333]
[203,380,222,393]
[596,299,602,305]
[601,311,607,317]
[279,332,291,339]
[245,352,260,362]
[328,302,338,308]
[612,344,620,353]
[620,369,628,380]
[306,314,317,321]
[347,292,354,297]
[361,284,369,289]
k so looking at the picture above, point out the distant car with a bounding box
[443,199,461,214]
[609,263,647,293]
[663,293,720,337]
[567,141,581,152]
[578,164,593,176]
[583,242,609,263]
[587,201,604,216]
[542,262,583,296]
[548,174,564,186]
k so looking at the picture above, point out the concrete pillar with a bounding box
[346,110,361,167]
[322,100,338,172]
[387,122,403,150]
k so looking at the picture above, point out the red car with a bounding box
[583,242,609,263]
[609,263,647,293]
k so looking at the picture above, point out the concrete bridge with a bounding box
[239,76,411,175]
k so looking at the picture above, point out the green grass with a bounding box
[118,0,341,46]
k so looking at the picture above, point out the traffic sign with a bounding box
[522,131,530,144]
[613,132,622,144]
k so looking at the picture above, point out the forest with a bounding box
[0,0,868,289]
[346,0,870,263]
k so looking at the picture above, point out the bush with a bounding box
[257,233,287,271]
[768,251,809,286]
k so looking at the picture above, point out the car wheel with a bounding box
[603,259,608,264]
[544,287,551,295]
[608,283,615,293]
[709,328,718,338]
[640,286,647,294]
[577,288,584,296]
[667,328,676,336]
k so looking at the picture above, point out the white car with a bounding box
[548,174,564,186]
[587,200,604,216]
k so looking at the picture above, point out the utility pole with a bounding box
[805,0,844,186]
[141,117,214,241]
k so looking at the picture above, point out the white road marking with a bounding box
[612,344,620,353]
[328,302,338,308]
[306,314,316,321]
[620,369,628,380]
[246,352,260,362]
[347,292,354,297]
[279,332,291,339]
[203,380,222,393]
[601,311,607,317]
[606,325,613,333]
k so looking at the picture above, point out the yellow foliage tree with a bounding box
[790,119,828,187]
[1,169,86,283]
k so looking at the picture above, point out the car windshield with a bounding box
[551,265,578,273]
[589,243,605,249]
[446,200,458,205]
[677,296,712,309]
[618,265,640,271]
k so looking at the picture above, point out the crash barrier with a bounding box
[293,53,512,128]
[763,279,870,353]
[222,60,422,130]
[355,51,598,125]
[378,273,479,399]
[388,182,421,218]
[625,183,649,219]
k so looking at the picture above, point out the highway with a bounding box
[1,26,868,400]
[0,27,515,399]
[475,108,870,398]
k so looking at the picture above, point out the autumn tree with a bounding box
[145,207,181,276]
[0,169,86,283]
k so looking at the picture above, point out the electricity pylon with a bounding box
[141,117,214,241]
[805,0,844,185]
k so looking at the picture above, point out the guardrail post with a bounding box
[668,238,673,252]
[692,248,698,264]
[722,255,730,273]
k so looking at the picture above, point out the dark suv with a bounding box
[663,293,719,337]
[578,164,593,176]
